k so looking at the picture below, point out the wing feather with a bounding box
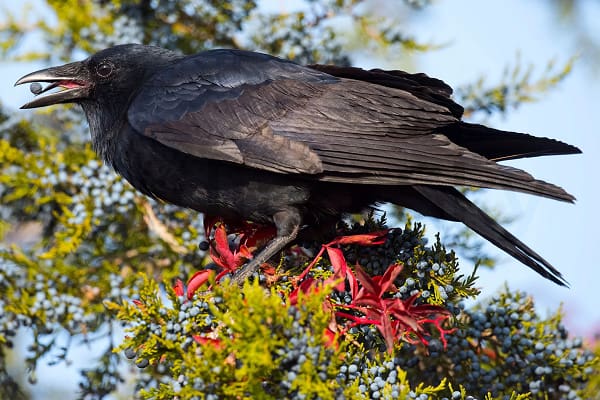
[127,50,575,202]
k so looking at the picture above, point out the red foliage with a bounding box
[209,222,253,278]
[291,231,453,352]
[184,223,454,352]
[186,270,214,300]
[173,279,184,297]
[132,299,144,308]
[203,217,278,281]
[327,230,389,247]
[193,335,224,350]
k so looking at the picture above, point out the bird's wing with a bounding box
[128,50,575,202]
[308,65,581,162]
[266,79,577,202]
[128,49,337,174]
[306,64,465,118]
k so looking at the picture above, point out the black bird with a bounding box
[15,44,580,286]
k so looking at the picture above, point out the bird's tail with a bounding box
[442,122,582,162]
[412,185,568,286]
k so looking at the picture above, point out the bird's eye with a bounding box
[96,62,114,78]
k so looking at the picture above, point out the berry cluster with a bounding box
[117,215,600,399]
[0,259,100,337]
[0,260,29,348]
[337,358,404,399]
[267,306,335,399]
[395,288,595,399]
[343,224,471,306]
[67,160,135,225]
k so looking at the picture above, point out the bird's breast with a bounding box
[112,125,312,223]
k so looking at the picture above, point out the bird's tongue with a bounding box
[59,80,82,89]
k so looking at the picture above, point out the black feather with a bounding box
[15,44,581,286]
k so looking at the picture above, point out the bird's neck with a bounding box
[80,101,126,166]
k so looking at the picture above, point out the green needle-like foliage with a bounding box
[0,1,597,399]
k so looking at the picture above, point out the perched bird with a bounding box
[15,44,580,286]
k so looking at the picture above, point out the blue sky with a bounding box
[1,0,599,397]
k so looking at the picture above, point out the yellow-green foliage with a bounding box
[581,341,600,399]
[0,2,598,399]
[108,273,542,400]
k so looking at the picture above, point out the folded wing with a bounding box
[128,50,579,202]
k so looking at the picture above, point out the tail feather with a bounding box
[412,185,568,286]
[443,122,582,162]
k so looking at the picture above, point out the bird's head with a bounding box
[15,44,181,109]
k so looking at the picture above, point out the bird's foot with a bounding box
[204,211,300,287]
[230,258,263,286]
[230,225,299,286]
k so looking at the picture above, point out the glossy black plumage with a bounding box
[15,44,581,285]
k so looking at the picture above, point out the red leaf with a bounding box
[241,224,277,248]
[209,223,254,273]
[186,270,214,299]
[203,215,222,238]
[377,262,404,294]
[326,247,347,275]
[379,314,396,351]
[297,246,326,282]
[326,247,350,291]
[289,276,318,305]
[236,243,254,261]
[193,335,224,349]
[328,230,389,247]
[173,279,184,297]
[211,223,233,269]
[346,264,358,299]
[260,264,277,276]
[389,309,421,333]
[132,299,144,309]
[333,259,453,351]
[323,327,338,348]
[353,264,379,297]
[288,227,457,352]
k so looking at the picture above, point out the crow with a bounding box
[15,44,580,286]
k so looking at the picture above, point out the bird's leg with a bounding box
[231,209,301,285]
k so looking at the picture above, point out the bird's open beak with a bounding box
[14,61,91,109]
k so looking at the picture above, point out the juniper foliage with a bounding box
[0,1,597,399]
